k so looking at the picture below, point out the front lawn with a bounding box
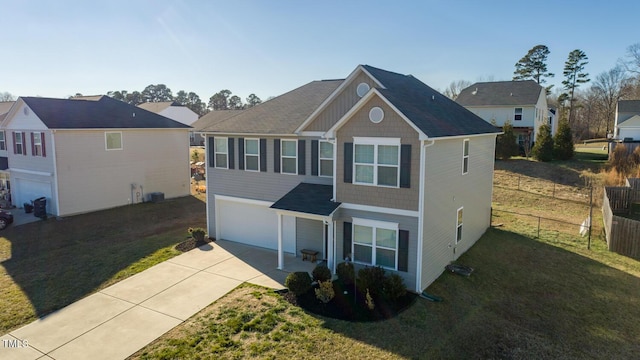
[0,196,206,335]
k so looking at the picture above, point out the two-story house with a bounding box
[1,96,191,216]
[615,100,640,141]
[137,101,200,145]
[0,101,14,191]
[456,80,550,150]
[198,65,500,292]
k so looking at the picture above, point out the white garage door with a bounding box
[218,200,279,250]
[14,178,52,213]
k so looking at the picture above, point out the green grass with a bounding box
[131,148,640,359]
[0,196,206,335]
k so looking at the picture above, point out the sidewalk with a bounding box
[1,240,306,360]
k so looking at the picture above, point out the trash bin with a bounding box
[33,197,47,219]
[24,202,33,213]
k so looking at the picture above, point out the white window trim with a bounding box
[15,132,24,154]
[33,132,43,156]
[244,138,260,172]
[353,137,400,188]
[281,139,298,175]
[352,217,399,270]
[105,131,123,151]
[0,131,5,151]
[462,139,469,175]
[214,137,228,169]
[456,207,464,243]
[319,140,333,178]
[514,107,523,121]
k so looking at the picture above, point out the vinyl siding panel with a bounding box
[420,135,496,290]
[7,130,55,173]
[465,105,536,128]
[55,129,190,216]
[296,218,324,259]
[305,72,377,131]
[336,96,420,211]
[335,208,419,292]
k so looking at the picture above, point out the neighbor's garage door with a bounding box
[14,178,52,212]
[217,199,278,250]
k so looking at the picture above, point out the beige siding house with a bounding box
[1,96,190,217]
[198,65,500,292]
[137,101,200,145]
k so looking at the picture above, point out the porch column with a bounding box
[327,219,335,273]
[277,212,283,270]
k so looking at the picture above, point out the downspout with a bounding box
[415,138,435,293]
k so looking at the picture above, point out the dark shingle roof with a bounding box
[270,183,340,216]
[21,96,190,129]
[362,65,500,137]
[618,100,640,114]
[456,80,543,107]
[192,110,244,132]
[200,80,342,134]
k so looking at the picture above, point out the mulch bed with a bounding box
[175,237,214,252]
[281,280,417,322]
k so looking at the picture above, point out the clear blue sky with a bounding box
[3,1,639,102]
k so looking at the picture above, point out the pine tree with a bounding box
[554,118,575,160]
[513,45,555,88]
[495,120,518,159]
[562,49,590,123]
[532,124,554,162]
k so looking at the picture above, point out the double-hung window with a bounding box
[456,207,464,243]
[319,140,333,177]
[462,139,469,174]
[244,138,259,171]
[33,132,43,156]
[352,219,398,270]
[0,131,5,151]
[105,132,122,150]
[214,137,228,169]
[281,139,297,174]
[14,132,24,154]
[514,107,523,121]
[353,138,399,187]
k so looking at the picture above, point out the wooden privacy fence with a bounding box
[602,179,640,260]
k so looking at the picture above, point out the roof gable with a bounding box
[619,114,640,128]
[137,101,181,113]
[456,80,543,107]
[17,96,191,129]
[192,110,244,131]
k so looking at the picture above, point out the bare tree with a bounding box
[592,66,631,136]
[0,92,16,101]
[623,43,640,75]
[442,80,472,100]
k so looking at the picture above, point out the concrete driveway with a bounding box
[0,239,313,360]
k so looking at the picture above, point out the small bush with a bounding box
[553,118,574,160]
[188,227,206,242]
[532,124,553,162]
[495,120,519,159]
[312,264,332,282]
[285,272,312,296]
[365,289,375,310]
[357,266,386,298]
[314,281,335,304]
[336,262,355,285]
[383,274,407,302]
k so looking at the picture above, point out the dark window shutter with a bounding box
[238,137,245,170]
[343,222,352,261]
[41,132,46,157]
[208,137,215,167]
[274,139,281,173]
[400,144,411,188]
[31,132,35,156]
[22,132,27,156]
[298,140,306,175]
[311,140,319,176]
[228,138,235,169]
[260,139,267,172]
[398,230,409,272]
[344,142,353,183]
[12,132,17,154]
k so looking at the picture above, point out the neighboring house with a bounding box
[191,110,244,146]
[138,101,200,145]
[456,80,550,149]
[197,65,500,292]
[1,96,191,216]
[614,100,640,141]
[0,101,15,190]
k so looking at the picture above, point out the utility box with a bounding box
[149,192,164,203]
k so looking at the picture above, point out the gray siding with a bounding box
[296,218,324,259]
[421,134,496,290]
[336,95,420,211]
[335,208,419,292]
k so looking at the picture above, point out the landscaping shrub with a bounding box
[383,274,407,302]
[336,262,355,285]
[188,227,206,242]
[357,266,386,298]
[532,124,554,162]
[312,264,332,282]
[284,272,312,296]
[314,281,335,304]
[553,118,574,160]
[495,120,519,159]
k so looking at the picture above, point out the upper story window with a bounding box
[514,107,523,121]
[319,140,333,177]
[0,131,5,151]
[462,139,469,175]
[105,132,122,150]
[33,132,43,156]
[281,139,297,175]
[352,218,398,270]
[354,137,399,187]
[244,138,260,172]
[456,207,464,243]
[14,132,25,155]
[214,137,228,169]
